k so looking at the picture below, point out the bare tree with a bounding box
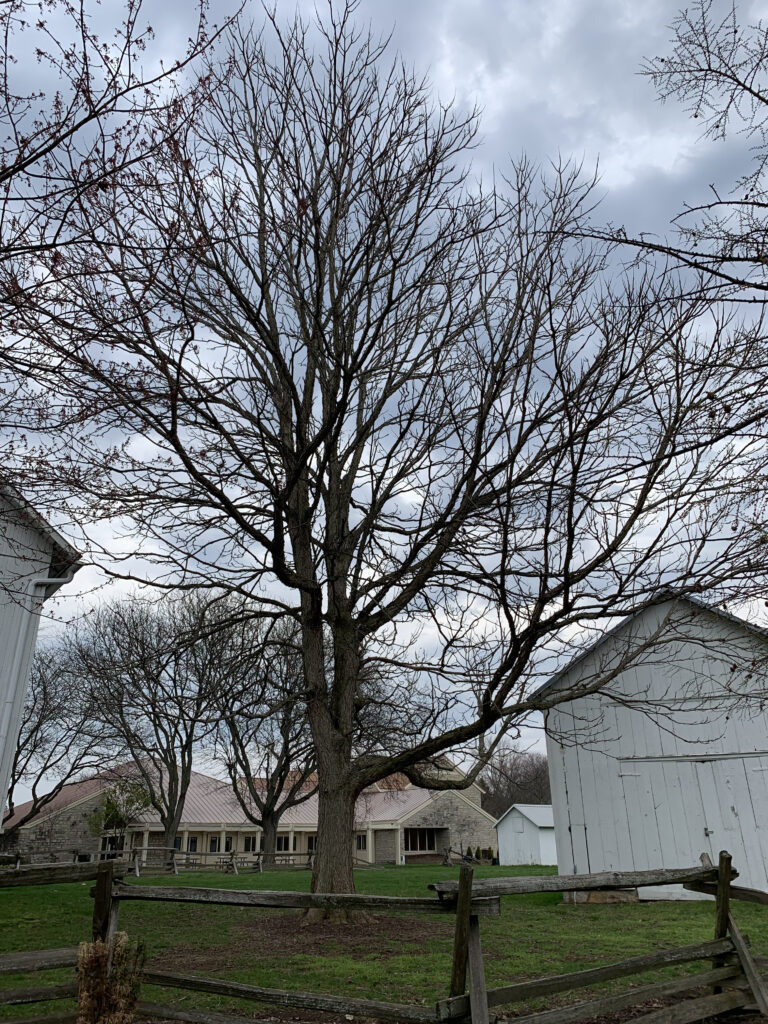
[2,642,113,847]
[87,775,151,852]
[0,0,238,480]
[68,594,232,852]
[480,744,551,820]
[213,619,316,864]
[598,1,768,297]
[7,2,768,899]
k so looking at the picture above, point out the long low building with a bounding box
[4,767,497,866]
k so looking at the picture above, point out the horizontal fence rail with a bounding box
[142,969,440,1022]
[0,862,127,888]
[0,947,81,1023]
[429,865,725,899]
[0,948,79,976]
[436,938,737,1019]
[485,968,750,1024]
[109,880,501,916]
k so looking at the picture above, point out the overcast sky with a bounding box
[188,0,754,231]
[33,0,758,629]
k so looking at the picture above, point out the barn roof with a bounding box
[530,594,768,704]
[495,803,553,829]
[0,479,81,581]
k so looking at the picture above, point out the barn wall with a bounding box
[545,600,768,895]
[0,495,55,817]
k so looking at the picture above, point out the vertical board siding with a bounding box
[546,599,768,895]
[0,496,55,813]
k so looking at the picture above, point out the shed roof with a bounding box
[495,803,554,829]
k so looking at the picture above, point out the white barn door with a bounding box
[618,755,768,895]
[694,756,768,891]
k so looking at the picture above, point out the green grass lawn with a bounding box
[2,864,767,1021]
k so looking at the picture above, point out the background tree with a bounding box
[8,3,768,898]
[2,642,113,847]
[87,776,151,851]
[68,594,231,853]
[213,618,316,865]
[0,0,236,479]
[602,0,768,297]
[480,744,551,819]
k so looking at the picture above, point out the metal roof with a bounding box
[15,765,481,833]
[133,775,435,829]
[495,803,554,829]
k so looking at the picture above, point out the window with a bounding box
[404,828,436,852]
[224,835,233,852]
[209,836,220,853]
[173,837,182,850]
[276,834,288,852]
[307,834,317,853]
[244,835,259,853]
[187,836,198,852]
[356,833,367,851]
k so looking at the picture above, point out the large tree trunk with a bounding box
[311,781,357,894]
[261,814,278,867]
[162,807,184,869]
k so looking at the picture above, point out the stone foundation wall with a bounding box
[3,792,105,862]
[406,792,496,859]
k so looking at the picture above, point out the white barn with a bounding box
[0,484,81,823]
[541,597,768,898]
[496,803,556,865]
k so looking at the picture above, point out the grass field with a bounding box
[2,864,767,1021]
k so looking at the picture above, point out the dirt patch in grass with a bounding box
[149,912,451,972]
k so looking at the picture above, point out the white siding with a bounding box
[538,828,557,864]
[497,809,556,865]
[0,491,80,821]
[545,600,768,896]
[0,495,55,814]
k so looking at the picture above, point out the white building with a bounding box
[540,596,768,897]
[495,803,556,865]
[0,484,81,823]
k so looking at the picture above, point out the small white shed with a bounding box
[0,484,81,823]
[496,804,556,865]
[540,596,768,898]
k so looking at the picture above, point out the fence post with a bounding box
[92,861,114,942]
[713,850,732,993]
[449,863,473,997]
[467,914,490,1024]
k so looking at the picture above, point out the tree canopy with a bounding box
[5,2,768,894]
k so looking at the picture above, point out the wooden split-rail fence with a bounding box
[1,852,768,1024]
